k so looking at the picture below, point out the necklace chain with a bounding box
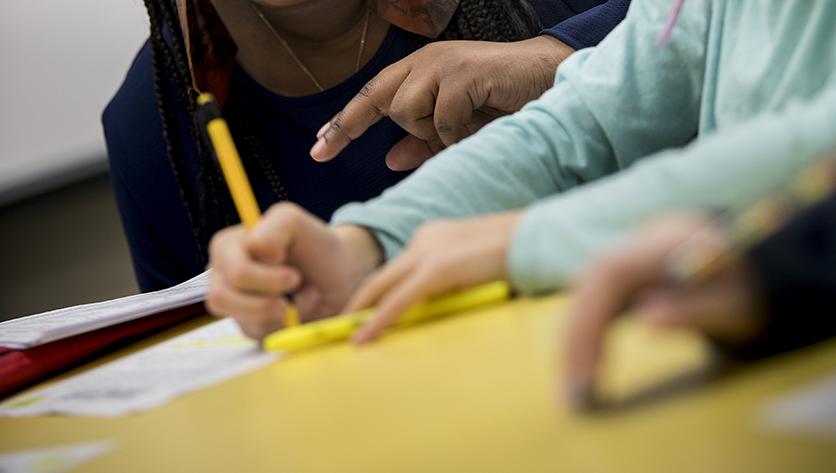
[250,3,370,93]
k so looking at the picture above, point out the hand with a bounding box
[563,217,766,408]
[206,203,383,340]
[310,36,572,170]
[344,211,521,344]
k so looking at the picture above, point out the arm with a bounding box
[102,41,201,292]
[332,0,710,270]
[311,1,632,166]
[508,82,836,293]
[543,0,632,50]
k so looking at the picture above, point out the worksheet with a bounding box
[0,319,279,417]
[0,271,209,349]
[0,441,114,473]
[761,369,836,440]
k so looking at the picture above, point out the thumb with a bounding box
[245,204,308,265]
[385,135,434,171]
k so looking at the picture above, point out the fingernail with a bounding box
[352,325,376,345]
[310,139,326,161]
[568,382,599,411]
[316,122,330,139]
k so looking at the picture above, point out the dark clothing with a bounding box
[539,0,631,50]
[739,192,836,358]
[103,1,632,292]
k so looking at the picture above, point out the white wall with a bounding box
[0,0,149,204]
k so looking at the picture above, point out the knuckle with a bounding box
[417,42,441,57]
[266,202,303,224]
[358,79,376,99]
[434,120,454,137]
[209,228,234,256]
[256,298,278,317]
[329,112,346,133]
[388,101,411,124]
[226,262,248,287]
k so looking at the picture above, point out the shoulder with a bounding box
[101,40,198,257]
[102,40,168,179]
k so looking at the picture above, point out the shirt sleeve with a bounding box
[509,82,836,293]
[542,0,632,50]
[332,0,710,285]
[734,191,836,358]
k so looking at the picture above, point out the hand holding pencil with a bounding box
[198,93,518,344]
[197,94,381,339]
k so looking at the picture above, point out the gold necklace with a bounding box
[250,3,371,93]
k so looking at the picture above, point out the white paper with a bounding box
[761,369,836,440]
[0,441,114,473]
[0,319,279,417]
[0,271,208,349]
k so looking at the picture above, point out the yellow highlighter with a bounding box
[196,93,299,327]
[262,281,511,352]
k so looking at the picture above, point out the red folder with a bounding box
[0,302,206,398]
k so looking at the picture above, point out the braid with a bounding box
[141,0,539,268]
[144,0,207,258]
[439,0,541,42]
[144,0,240,264]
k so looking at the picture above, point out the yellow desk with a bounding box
[1,296,835,472]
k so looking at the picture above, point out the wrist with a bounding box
[514,35,574,95]
[334,225,385,280]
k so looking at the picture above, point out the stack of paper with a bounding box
[0,272,208,349]
[0,319,278,417]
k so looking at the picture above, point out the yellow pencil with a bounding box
[196,93,299,328]
[263,281,511,352]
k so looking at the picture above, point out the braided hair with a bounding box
[143,0,541,265]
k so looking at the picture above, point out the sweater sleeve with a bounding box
[542,0,632,50]
[332,0,710,283]
[734,191,836,358]
[510,82,836,293]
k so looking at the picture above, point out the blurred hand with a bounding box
[206,203,383,340]
[563,217,766,408]
[345,211,521,343]
[310,36,573,170]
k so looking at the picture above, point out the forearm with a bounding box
[509,85,836,294]
[333,225,386,277]
[333,0,707,262]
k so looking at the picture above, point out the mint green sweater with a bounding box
[333,0,836,294]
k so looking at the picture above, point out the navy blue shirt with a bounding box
[103,1,630,292]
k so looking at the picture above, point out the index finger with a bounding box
[311,64,409,162]
[563,261,636,410]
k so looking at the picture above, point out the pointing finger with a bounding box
[311,64,409,162]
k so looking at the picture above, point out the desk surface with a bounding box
[1,296,835,472]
